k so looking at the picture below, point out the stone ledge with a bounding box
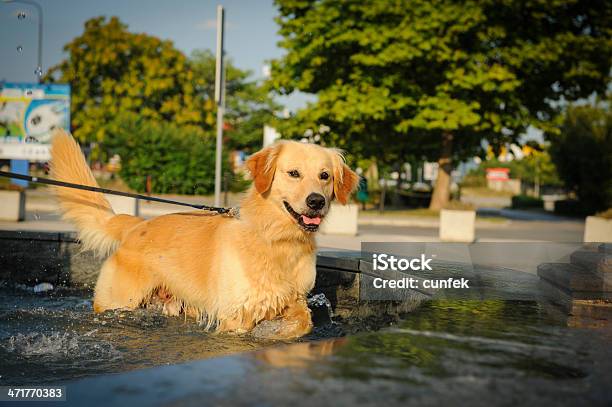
[537,262,608,292]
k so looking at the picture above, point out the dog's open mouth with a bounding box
[283,201,322,232]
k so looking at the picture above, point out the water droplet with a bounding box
[34,212,40,220]
[16,45,23,53]
[34,66,42,77]
[17,12,26,20]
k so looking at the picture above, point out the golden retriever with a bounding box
[49,130,358,339]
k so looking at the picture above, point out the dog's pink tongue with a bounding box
[301,215,321,225]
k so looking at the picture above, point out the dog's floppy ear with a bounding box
[246,144,280,194]
[331,150,359,205]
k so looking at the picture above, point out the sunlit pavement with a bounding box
[317,221,585,250]
[0,210,584,250]
[0,189,584,249]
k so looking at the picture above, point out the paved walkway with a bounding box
[1,189,585,250]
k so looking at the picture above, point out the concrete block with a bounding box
[487,179,521,194]
[0,190,26,221]
[542,194,565,212]
[570,249,611,274]
[537,262,608,292]
[320,203,358,236]
[105,195,140,216]
[584,216,612,243]
[439,209,475,242]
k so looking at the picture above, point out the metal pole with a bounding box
[35,0,42,81]
[4,0,43,82]
[214,5,225,207]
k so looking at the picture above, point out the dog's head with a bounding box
[246,141,359,233]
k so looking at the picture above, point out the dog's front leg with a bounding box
[279,297,314,338]
[252,297,313,340]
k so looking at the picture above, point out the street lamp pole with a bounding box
[4,0,43,82]
[214,5,225,207]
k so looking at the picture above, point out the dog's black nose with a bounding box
[306,193,326,210]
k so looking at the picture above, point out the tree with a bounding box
[105,112,221,195]
[548,101,612,214]
[44,17,208,147]
[189,50,280,153]
[270,0,611,209]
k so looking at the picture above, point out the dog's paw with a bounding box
[162,300,182,317]
[251,318,312,340]
[251,319,285,339]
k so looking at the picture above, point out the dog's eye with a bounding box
[288,170,300,178]
[320,171,329,180]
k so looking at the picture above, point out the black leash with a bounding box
[0,170,231,214]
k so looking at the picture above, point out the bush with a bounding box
[461,149,562,190]
[554,199,587,217]
[548,103,612,215]
[511,194,543,209]
[106,114,225,195]
[596,208,612,219]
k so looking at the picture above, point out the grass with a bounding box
[461,186,514,198]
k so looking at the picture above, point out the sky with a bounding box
[0,0,310,110]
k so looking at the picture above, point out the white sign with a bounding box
[423,162,438,181]
[263,125,280,147]
[0,143,51,161]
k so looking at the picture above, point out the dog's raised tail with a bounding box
[50,129,140,256]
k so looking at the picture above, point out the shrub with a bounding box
[548,103,612,215]
[461,148,562,189]
[596,208,612,219]
[106,113,225,195]
[554,199,587,217]
[511,194,543,209]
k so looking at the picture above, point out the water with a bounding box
[62,300,612,406]
[1,285,611,405]
[0,286,355,385]
[0,286,278,385]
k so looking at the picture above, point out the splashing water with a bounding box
[17,12,26,20]
[308,293,334,318]
[4,332,78,357]
[16,45,23,53]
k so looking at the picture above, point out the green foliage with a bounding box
[44,17,278,158]
[462,149,562,187]
[554,199,585,217]
[190,50,280,153]
[548,102,612,214]
[270,0,611,199]
[511,194,543,209]
[44,17,208,146]
[106,113,222,195]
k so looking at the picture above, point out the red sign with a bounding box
[486,167,510,181]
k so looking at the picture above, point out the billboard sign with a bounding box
[0,82,70,161]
